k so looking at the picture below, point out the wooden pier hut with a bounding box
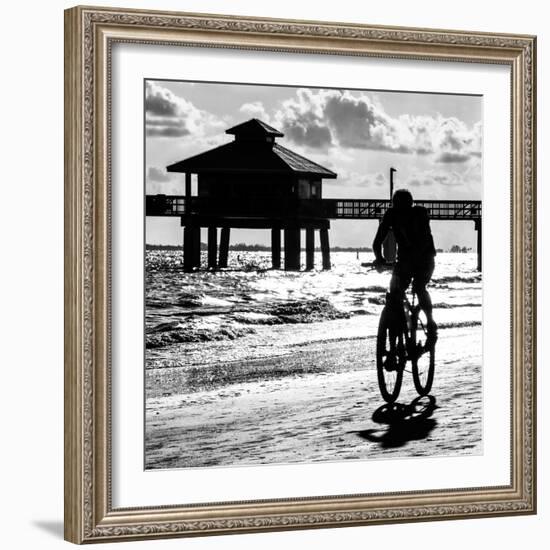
[166,119,337,271]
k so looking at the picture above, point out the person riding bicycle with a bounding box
[372,189,438,350]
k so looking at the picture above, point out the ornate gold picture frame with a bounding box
[64,5,536,544]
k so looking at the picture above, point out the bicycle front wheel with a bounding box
[411,309,435,395]
[376,306,406,403]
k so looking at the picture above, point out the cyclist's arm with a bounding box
[416,206,437,256]
[417,207,431,238]
[373,211,391,262]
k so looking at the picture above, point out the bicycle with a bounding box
[365,262,436,403]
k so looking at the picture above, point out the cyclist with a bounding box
[372,189,438,350]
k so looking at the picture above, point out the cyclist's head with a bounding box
[392,189,413,210]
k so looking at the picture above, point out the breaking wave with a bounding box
[432,274,482,285]
[145,251,483,358]
[146,298,350,349]
[366,296,480,309]
[146,324,255,349]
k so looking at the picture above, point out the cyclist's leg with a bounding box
[388,262,411,321]
[412,258,437,348]
[389,262,411,297]
[381,264,410,371]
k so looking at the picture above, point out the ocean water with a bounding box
[145,251,482,373]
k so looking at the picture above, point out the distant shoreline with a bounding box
[146,243,374,252]
[146,244,462,253]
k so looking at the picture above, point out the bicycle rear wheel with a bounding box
[411,309,435,395]
[376,306,406,403]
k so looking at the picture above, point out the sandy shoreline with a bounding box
[146,335,375,397]
[146,325,482,469]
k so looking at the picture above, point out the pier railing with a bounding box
[146,195,481,221]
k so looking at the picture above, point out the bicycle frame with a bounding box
[387,289,425,364]
[373,261,436,401]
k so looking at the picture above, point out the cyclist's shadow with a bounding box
[353,395,438,449]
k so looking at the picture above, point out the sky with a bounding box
[145,79,482,250]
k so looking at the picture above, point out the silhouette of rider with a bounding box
[373,189,438,349]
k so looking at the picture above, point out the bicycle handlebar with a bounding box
[362,261,395,271]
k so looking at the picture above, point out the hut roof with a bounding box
[166,119,337,179]
[225,118,284,138]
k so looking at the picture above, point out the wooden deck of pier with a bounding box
[146,195,483,270]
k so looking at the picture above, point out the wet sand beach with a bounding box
[146,325,482,469]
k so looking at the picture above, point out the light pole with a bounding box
[390,167,397,200]
[383,167,397,262]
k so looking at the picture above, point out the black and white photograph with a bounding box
[144,79,483,470]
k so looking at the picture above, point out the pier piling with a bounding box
[284,228,301,271]
[183,224,195,272]
[192,227,201,267]
[320,228,331,270]
[475,219,482,271]
[271,228,281,269]
[219,227,230,268]
[305,228,315,270]
[207,226,217,269]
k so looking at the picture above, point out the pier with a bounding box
[146,119,482,272]
[146,195,482,270]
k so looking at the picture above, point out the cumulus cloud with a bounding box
[437,152,471,163]
[334,169,388,188]
[145,81,223,138]
[286,123,332,148]
[145,86,179,117]
[374,172,387,187]
[147,166,171,182]
[239,101,269,120]
[323,92,409,152]
[434,118,482,163]
[263,88,481,163]
[145,165,181,194]
[406,170,466,188]
[270,89,334,149]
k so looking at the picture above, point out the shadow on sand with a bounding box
[352,395,438,449]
